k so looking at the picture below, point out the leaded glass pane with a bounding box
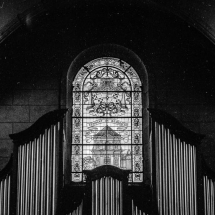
[72,57,143,182]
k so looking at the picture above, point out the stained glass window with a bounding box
[72,57,143,182]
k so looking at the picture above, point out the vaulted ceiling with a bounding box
[0,0,215,103]
[1,0,215,44]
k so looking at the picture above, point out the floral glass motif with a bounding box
[72,58,143,182]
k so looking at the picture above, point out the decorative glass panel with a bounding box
[72,57,143,182]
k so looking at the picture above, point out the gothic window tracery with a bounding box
[72,57,143,182]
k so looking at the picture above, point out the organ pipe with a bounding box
[0,157,12,215]
[152,120,198,215]
[15,124,61,215]
[131,199,149,215]
[66,201,83,215]
[91,176,123,215]
[0,110,63,215]
[204,175,215,215]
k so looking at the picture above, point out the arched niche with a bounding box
[65,44,150,185]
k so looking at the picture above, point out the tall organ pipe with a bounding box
[153,121,197,215]
[149,109,204,215]
[9,109,67,215]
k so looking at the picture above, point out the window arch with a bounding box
[67,45,149,183]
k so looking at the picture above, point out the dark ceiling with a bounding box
[0,0,215,104]
[1,0,215,43]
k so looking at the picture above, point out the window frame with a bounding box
[72,57,143,182]
[66,44,149,184]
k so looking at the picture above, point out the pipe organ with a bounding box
[66,201,83,215]
[131,200,149,215]
[82,166,130,215]
[202,158,215,215]
[9,109,67,215]
[204,176,215,215]
[149,109,205,215]
[152,122,197,215]
[0,157,12,215]
[92,176,123,215]
[0,175,10,215]
[16,125,59,215]
[0,108,214,215]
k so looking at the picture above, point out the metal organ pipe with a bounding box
[0,174,10,215]
[15,122,62,215]
[0,155,12,215]
[204,175,215,215]
[66,200,83,215]
[131,199,149,215]
[153,121,197,215]
[91,176,123,215]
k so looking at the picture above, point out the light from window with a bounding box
[72,57,143,182]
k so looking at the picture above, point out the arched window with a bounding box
[72,57,143,182]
